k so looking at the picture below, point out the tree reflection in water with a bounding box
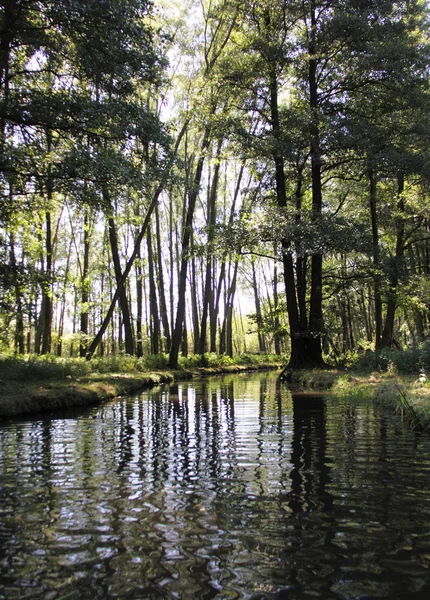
[1,372,430,599]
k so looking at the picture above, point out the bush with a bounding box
[136,354,169,371]
[355,341,430,375]
[0,355,91,381]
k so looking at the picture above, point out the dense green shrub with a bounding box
[0,355,91,381]
[355,341,430,375]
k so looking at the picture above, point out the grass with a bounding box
[0,352,282,419]
[1,349,430,429]
[329,369,430,431]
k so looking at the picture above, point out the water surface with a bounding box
[1,372,430,599]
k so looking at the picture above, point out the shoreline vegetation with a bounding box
[0,350,429,431]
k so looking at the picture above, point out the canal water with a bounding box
[1,372,430,599]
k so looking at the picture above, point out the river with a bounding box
[1,372,430,599]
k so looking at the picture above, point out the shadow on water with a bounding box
[1,372,430,599]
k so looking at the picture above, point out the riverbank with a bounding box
[0,360,282,420]
[280,368,430,431]
[1,355,429,429]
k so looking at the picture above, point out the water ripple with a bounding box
[1,374,430,599]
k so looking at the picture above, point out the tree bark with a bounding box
[368,167,383,349]
[147,226,160,354]
[9,232,25,354]
[86,120,188,360]
[155,202,171,350]
[381,173,405,347]
[199,138,222,356]
[107,214,135,355]
[307,1,324,364]
[79,207,90,357]
[169,126,211,368]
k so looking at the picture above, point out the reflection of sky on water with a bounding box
[1,372,430,599]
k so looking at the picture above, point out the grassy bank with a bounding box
[0,353,282,420]
[278,354,430,431]
[329,371,430,431]
[1,349,430,429]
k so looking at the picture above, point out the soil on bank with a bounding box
[0,363,281,420]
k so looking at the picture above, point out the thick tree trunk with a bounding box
[307,5,324,365]
[270,62,324,368]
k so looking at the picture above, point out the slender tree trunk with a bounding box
[220,259,239,356]
[56,236,72,356]
[190,237,201,354]
[85,120,188,360]
[135,240,144,358]
[381,173,405,348]
[80,208,91,357]
[155,202,171,350]
[169,126,211,368]
[147,226,160,354]
[273,253,281,355]
[10,233,25,354]
[252,261,266,353]
[199,139,222,356]
[40,209,53,355]
[107,211,135,355]
[368,167,383,349]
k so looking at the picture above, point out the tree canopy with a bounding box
[1,0,429,366]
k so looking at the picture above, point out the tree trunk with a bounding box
[307,2,324,364]
[9,233,25,354]
[79,208,90,357]
[252,260,267,353]
[107,211,135,355]
[155,202,171,351]
[368,167,383,349]
[220,259,239,357]
[147,226,160,354]
[273,252,282,355]
[190,231,201,354]
[169,126,211,368]
[199,139,222,356]
[135,238,144,358]
[381,173,405,348]
[40,210,53,355]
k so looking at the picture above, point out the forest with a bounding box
[1,0,430,370]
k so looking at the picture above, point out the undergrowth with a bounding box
[353,340,430,375]
[0,352,282,382]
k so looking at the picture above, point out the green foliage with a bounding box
[355,341,430,375]
[373,381,430,431]
[177,352,282,370]
[0,355,91,382]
